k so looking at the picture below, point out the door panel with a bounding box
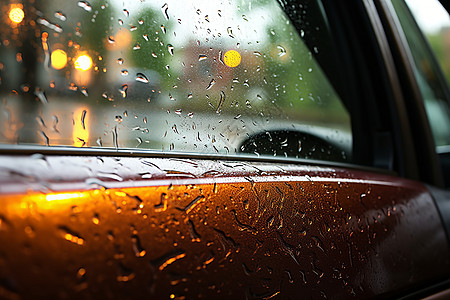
[0,155,448,299]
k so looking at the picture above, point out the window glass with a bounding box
[406,0,450,85]
[393,0,450,147]
[0,0,351,162]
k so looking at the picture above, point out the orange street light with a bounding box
[74,54,93,71]
[51,49,68,70]
[9,7,24,24]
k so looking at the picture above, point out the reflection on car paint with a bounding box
[0,155,448,299]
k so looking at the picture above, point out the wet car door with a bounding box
[0,0,450,299]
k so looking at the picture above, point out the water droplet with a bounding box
[130,25,137,31]
[77,1,92,12]
[206,79,216,90]
[116,263,135,282]
[123,9,130,17]
[37,18,63,33]
[34,87,48,104]
[77,267,86,279]
[59,226,85,245]
[54,11,67,21]
[108,36,115,43]
[216,91,225,114]
[132,235,146,257]
[277,45,287,57]
[187,219,201,242]
[161,3,169,20]
[138,19,144,25]
[92,214,100,225]
[117,58,124,65]
[198,54,207,61]
[151,250,186,271]
[81,110,87,130]
[121,69,129,76]
[118,19,123,25]
[152,52,157,58]
[227,27,235,38]
[80,87,88,97]
[39,131,50,146]
[136,73,149,83]
[160,25,166,34]
[118,84,128,98]
[133,43,141,50]
[167,44,174,56]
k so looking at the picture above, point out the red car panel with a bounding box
[0,155,448,299]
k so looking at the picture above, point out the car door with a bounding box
[0,0,449,299]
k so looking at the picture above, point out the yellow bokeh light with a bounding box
[224,50,241,68]
[9,7,24,24]
[51,49,67,70]
[74,54,92,71]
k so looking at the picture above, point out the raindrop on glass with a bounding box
[77,1,92,12]
[136,73,149,84]
[161,3,169,20]
[168,44,174,56]
[206,79,216,90]
[277,45,287,57]
[55,11,67,21]
[118,84,128,98]
[227,27,235,38]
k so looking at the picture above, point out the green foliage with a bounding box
[427,31,450,84]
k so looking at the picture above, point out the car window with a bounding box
[0,0,351,162]
[392,0,450,148]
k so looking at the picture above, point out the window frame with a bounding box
[374,0,448,187]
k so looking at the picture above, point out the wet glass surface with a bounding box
[0,0,351,161]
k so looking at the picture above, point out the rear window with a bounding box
[0,0,351,162]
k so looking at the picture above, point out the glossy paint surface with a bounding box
[0,155,449,299]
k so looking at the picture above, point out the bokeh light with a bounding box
[9,7,24,24]
[51,49,68,70]
[74,54,93,71]
[224,50,241,67]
